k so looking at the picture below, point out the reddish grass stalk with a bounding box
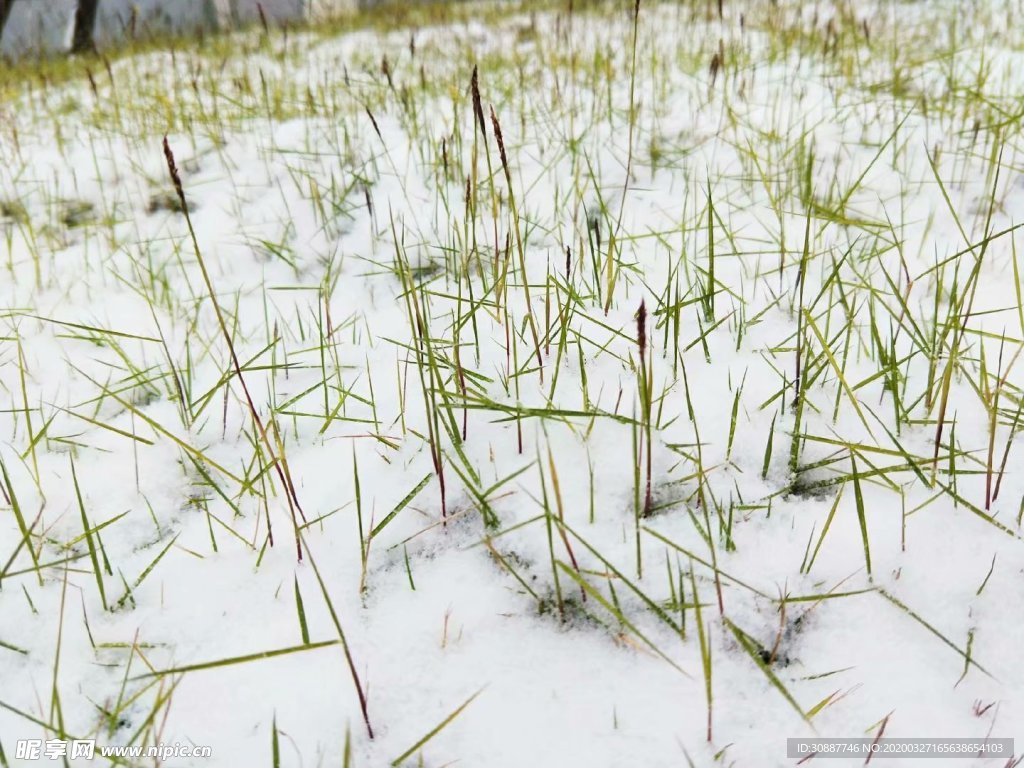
[489,105,544,379]
[637,299,653,516]
[163,137,306,560]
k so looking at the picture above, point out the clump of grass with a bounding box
[59,199,96,229]
[146,190,192,214]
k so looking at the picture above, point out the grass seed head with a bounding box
[636,298,647,357]
[471,65,487,139]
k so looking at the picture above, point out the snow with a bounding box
[1,1,1023,766]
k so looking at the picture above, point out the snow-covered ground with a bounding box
[1,1,1023,765]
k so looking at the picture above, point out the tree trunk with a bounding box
[0,0,15,46]
[71,0,99,53]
